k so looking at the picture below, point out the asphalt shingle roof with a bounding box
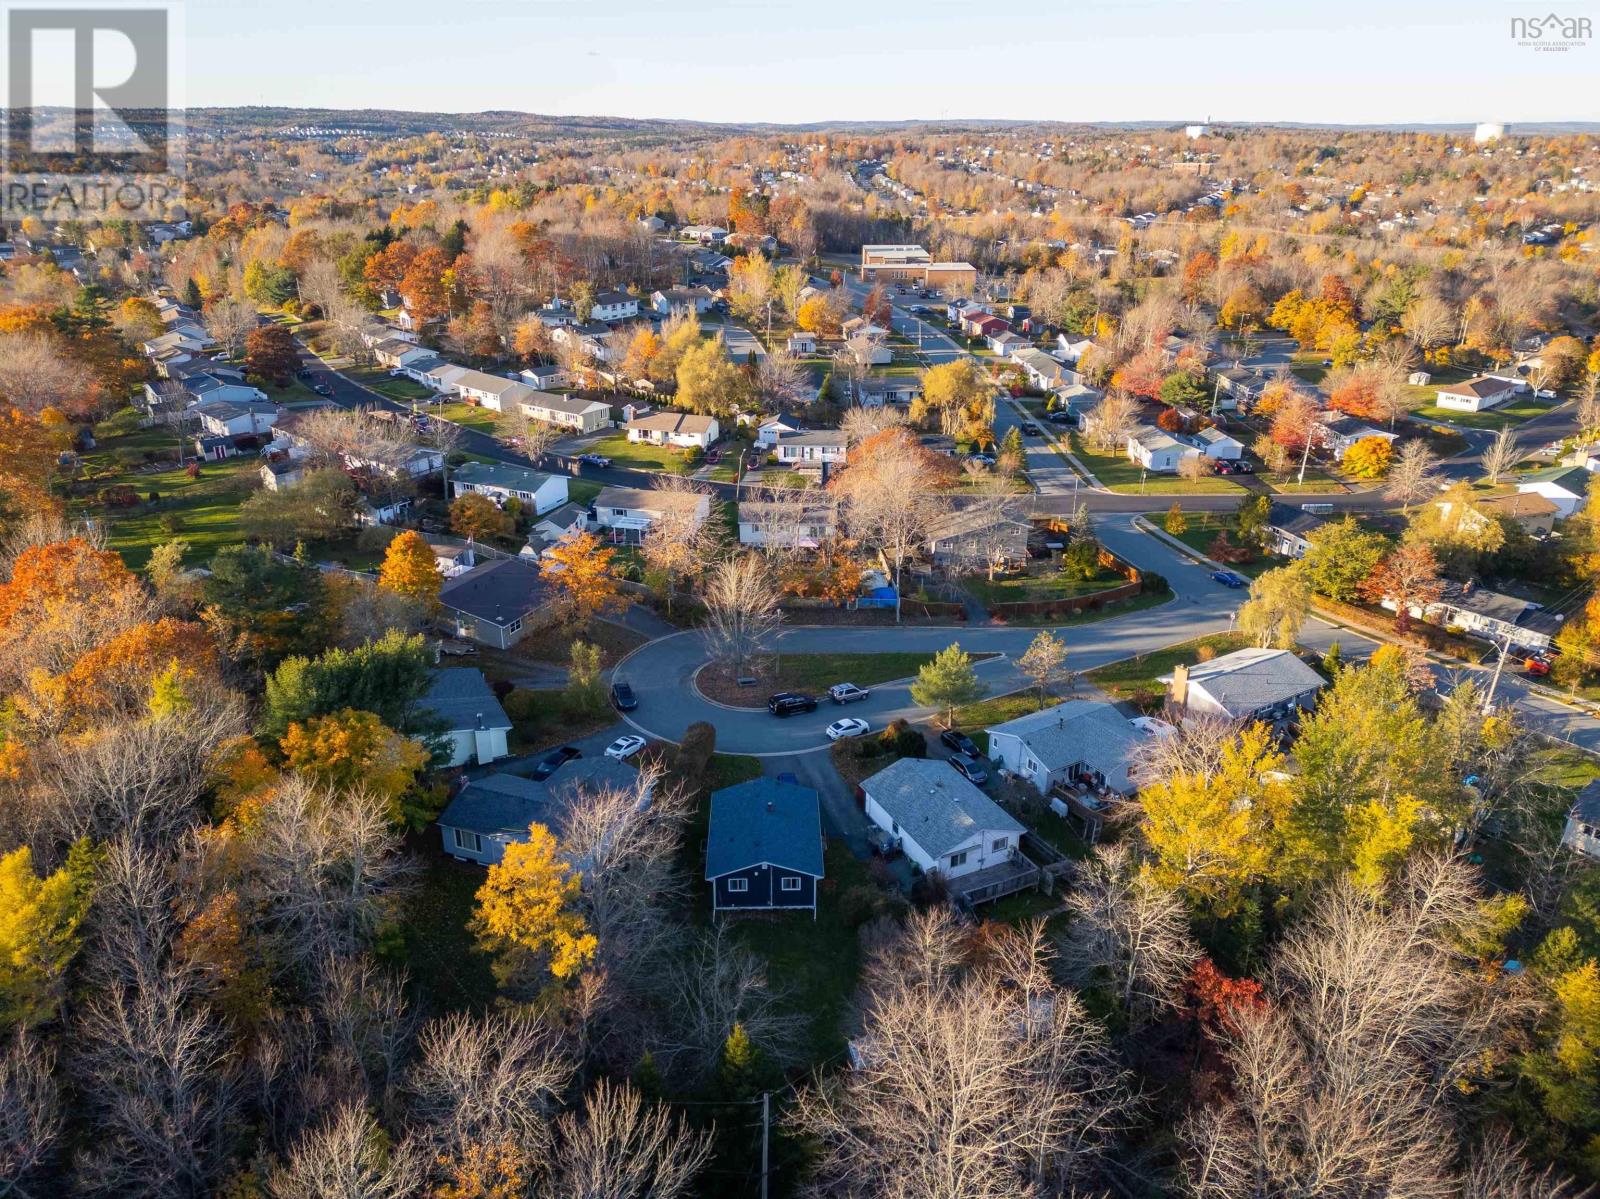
[438,559,549,627]
[704,778,824,879]
[862,758,1024,860]
[1169,647,1325,719]
[420,668,512,734]
[438,759,642,838]
[985,700,1139,793]
[1571,779,1600,825]
[452,461,561,494]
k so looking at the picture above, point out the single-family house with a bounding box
[525,502,588,554]
[786,331,817,355]
[420,668,513,767]
[860,758,1026,882]
[725,232,778,255]
[625,411,720,449]
[1518,466,1589,518]
[438,558,553,649]
[452,369,540,413]
[1435,375,1520,413]
[1561,780,1600,859]
[679,224,729,244]
[421,362,473,395]
[705,778,824,917]
[432,542,477,578]
[1315,416,1397,461]
[590,485,711,544]
[949,300,988,323]
[964,313,1008,339]
[519,392,612,435]
[395,353,447,384]
[551,322,616,363]
[1127,425,1193,473]
[450,461,570,516]
[755,414,805,448]
[773,429,848,467]
[844,334,893,366]
[1265,502,1328,560]
[653,286,716,317]
[1471,492,1560,537]
[1012,348,1069,391]
[988,330,1028,356]
[1055,335,1097,364]
[373,338,435,370]
[1382,579,1560,651]
[985,700,1141,799]
[1164,648,1325,721]
[590,290,639,322]
[737,498,839,548]
[925,505,1030,570]
[1214,367,1268,411]
[438,758,647,866]
[194,399,281,442]
[518,364,569,390]
[854,376,922,408]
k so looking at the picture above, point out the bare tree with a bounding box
[792,913,1134,1199]
[0,332,101,416]
[1480,427,1520,484]
[642,477,717,613]
[840,403,909,445]
[836,436,946,623]
[700,553,781,675]
[1082,390,1139,452]
[756,348,812,410]
[1017,629,1070,708]
[1128,711,1238,791]
[1059,843,1198,1027]
[268,1105,423,1199]
[0,1033,61,1198]
[204,298,257,360]
[550,1080,713,1199]
[1384,440,1441,513]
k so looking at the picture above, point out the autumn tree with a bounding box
[1300,517,1389,602]
[244,323,299,385]
[1342,435,1393,479]
[377,529,441,613]
[1237,563,1311,649]
[450,492,514,542]
[541,531,624,626]
[673,336,747,419]
[1360,542,1445,635]
[280,708,429,824]
[0,842,95,1029]
[473,823,596,985]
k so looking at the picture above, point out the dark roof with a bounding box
[1571,779,1600,825]
[438,759,642,838]
[705,778,824,879]
[438,559,549,627]
[1266,502,1328,539]
[421,668,512,733]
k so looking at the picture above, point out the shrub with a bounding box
[880,718,926,760]
[184,462,201,479]
[490,678,514,701]
[1196,644,1218,662]
[674,721,717,790]
[147,490,160,504]
[158,514,184,534]
[1141,571,1168,595]
[503,687,541,725]
[837,885,886,929]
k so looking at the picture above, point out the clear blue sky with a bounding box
[184,0,1599,125]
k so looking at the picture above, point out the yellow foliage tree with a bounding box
[280,708,428,821]
[0,843,94,1029]
[473,823,596,980]
[540,531,624,626]
[378,529,442,613]
[1140,723,1293,914]
[1342,436,1393,479]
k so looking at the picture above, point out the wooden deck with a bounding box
[952,852,1043,907]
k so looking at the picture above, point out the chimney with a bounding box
[475,712,484,730]
[1171,663,1190,709]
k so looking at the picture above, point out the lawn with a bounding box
[74,409,262,568]
[965,566,1128,605]
[386,850,498,1014]
[1085,633,1252,707]
[699,651,999,706]
[1411,397,1559,432]
[1067,434,1245,496]
[345,364,435,403]
[1143,511,1273,577]
[950,688,1060,737]
[436,402,501,434]
[994,587,1175,628]
[583,433,697,475]
[567,479,602,507]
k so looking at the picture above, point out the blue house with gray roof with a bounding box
[438,758,646,866]
[705,778,824,917]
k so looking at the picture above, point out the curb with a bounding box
[1132,515,1232,573]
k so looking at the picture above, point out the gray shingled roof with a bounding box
[438,759,641,838]
[421,668,512,734]
[1168,648,1325,718]
[862,758,1024,859]
[1571,779,1600,826]
[1266,502,1328,539]
[438,559,549,627]
[985,700,1139,793]
[452,461,561,494]
[704,778,824,879]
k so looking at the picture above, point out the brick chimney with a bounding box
[1171,663,1190,709]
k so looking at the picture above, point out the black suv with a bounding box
[610,681,638,711]
[939,728,980,757]
[530,745,582,780]
[767,692,819,717]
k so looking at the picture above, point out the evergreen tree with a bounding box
[911,643,988,728]
[1164,503,1188,536]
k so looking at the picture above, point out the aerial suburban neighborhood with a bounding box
[1,3,1599,1195]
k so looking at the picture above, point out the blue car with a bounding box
[1211,570,1249,589]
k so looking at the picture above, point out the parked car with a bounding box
[967,453,996,467]
[826,718,870,741]
[939,729,980,757]
[1230,460,1255,473]
[436,638,477,657]
[530,745,582,780]
[828,682,870,704]
[1047,410,1075,424]
[948,753,990,785]
[1526,655,1552,677]
[610,681,637,711]
[1210,570,1249,589]
[704,449,722,464]
[577,453,612,468]
[604,734,646,761]
[1021,422,1042,436]
[312,382,333,397]
[767,692,818,717]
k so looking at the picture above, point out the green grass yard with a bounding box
[965,566,1128,606]
[346,364,435,403]
[435,402,501,434]
[1143,511,1273,577]
[1411,397,1559,432]
[583,433,698,474]
[1067,434,1246,496]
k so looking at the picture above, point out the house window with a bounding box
[727,878,749,893]
[611,508,629,517]
[452,828,483,855]
[780,876,802,892]
[506,618,523,635]
[991,837,1008,853]
[949,850,968,868]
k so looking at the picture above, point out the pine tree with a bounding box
[719,1022,762,1099]
[910,642,988,728]
[1322,641,1343,676]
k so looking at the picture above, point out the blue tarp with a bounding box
[858,586,898,609]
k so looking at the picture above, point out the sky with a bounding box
[181,0,1600,125]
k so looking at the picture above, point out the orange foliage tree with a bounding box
[540,531,624,626]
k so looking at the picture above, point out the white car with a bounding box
[604,734,646,760]
[826,718,870,741]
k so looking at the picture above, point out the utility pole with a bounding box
[1484,633,1513,713]
[760,1091,770,1199]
